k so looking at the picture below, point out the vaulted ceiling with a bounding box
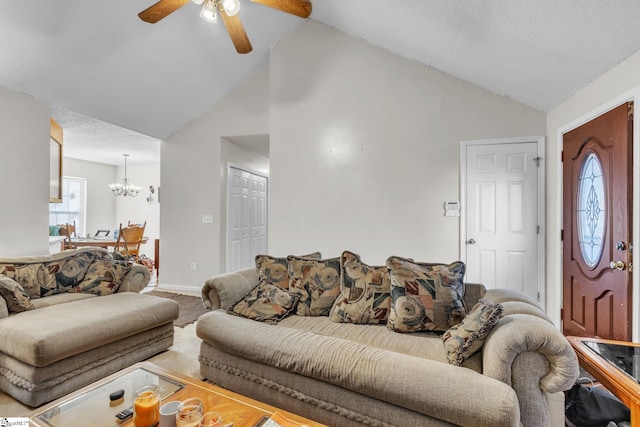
[2,1,640,165]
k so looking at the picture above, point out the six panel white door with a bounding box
[228,167,268,271]
[465,142,539,300]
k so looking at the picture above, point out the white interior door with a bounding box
[462,139,543,303]
[227,167,268,272]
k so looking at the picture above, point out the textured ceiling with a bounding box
[2,1,640,165]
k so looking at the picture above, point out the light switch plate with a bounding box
[202,214,214,223]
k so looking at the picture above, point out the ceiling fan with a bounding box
[138,0,312,54]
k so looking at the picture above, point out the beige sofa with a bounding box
[198,267,579,427]
[0,247,179,407]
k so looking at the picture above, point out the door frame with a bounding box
[460,136,546,309]
[225,163,269,273]
[555,89,640,340]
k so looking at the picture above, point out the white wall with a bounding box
[0,86,50,256]
[546,50,640,332]
[268,21,546,265]
[160,68,269,290]
[63,158,117,237]
[114,163,161,258]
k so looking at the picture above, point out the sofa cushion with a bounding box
[0,292,178,366]
[442,298,503,366]
[329,251,391,324]
[73,259,131,295]
[288,256,341,316]
[255,252,321,290]
[386,256,466,333]
[0,275,34,312]
[229,280,300,324]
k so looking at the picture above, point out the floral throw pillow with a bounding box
[442,298,503,366]
[329,251,391,324]
[255,252,321,290]
[0,275,35,312]
[288,256,341,316]
[386,256,466,333]
[73,260,131,296]
[229,280,300,324]
[0,263,56,299]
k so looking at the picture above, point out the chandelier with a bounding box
[108,154,141,197]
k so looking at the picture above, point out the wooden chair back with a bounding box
[114,221,147,259]
[58,225,76,250]
[57,221,76,238]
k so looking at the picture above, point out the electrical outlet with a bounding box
[190,262,197,271]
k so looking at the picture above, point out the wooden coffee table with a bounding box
[28,361,326,427]
[568,336,640,426]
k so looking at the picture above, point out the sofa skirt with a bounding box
[0,323,174,407]
[199,342,456,427]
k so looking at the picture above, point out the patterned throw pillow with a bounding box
[442,298,503,366]
[74,260,131,296]
[288,256,341,316]
[255,252,321,289]
[329,251,391,324]
[386,256,466,333]
[0,275,35,312]
[55,252,96,292]
[0,263,56,299]
[229,280,300,324]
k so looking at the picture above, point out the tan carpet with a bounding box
[145,290,208,327]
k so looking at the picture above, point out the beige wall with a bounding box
[0,86,50,256]
[546,50,640,333]
[268,21,546,265]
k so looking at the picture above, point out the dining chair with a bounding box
[58,225,77,250]
[57,221,77,238]
[114,221,146,260]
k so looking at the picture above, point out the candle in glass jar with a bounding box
[176,398,204,427]
[134,385,160,427]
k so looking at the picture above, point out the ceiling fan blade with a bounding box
[250,0,312,18]
[138,0,191,23]
[219,10,253,54]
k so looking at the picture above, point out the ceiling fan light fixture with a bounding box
[191,0,205,4]
[221,0,241,16]
[200,0,218,22]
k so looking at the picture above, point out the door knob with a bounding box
[616,241,626,251]
[610,260,626,271]
[466,238,476,245]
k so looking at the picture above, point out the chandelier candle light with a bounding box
[109,154,142,197]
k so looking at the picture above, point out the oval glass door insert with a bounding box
[577,152,606,268]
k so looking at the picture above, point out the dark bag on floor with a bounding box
[565,383,630,426]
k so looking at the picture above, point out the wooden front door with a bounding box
[562,102,633,340]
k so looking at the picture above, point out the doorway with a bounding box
[226,166,268,272]
[460,137,545,305]
[561,102,633,340]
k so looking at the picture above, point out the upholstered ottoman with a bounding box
[0,292,179,406]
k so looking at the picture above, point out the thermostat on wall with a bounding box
[444,201,460,217]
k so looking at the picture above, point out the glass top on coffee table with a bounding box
[582,339,640,383]
[31,368,185,427]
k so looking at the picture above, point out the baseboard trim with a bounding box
[156,283,201,293]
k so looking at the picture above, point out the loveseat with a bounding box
[0,247,179,406]
[198,252,579,427]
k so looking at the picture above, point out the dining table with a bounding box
[65,237,148,250]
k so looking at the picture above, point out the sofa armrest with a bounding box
[117,264,151,293]
[201,268,258,310]
[482,313,579,426]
